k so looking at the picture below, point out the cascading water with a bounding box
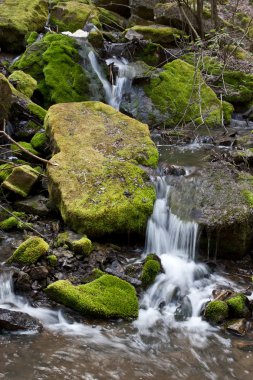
[135,175,230,334]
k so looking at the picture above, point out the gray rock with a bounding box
[225,318,247,336]
[29,266,49,281]
[15,195,51,217]
[0,308,43,332]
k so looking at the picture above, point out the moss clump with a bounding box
[8,70,37,98]
[0,0,48,52]
[30,132,47,151]
[205,300,229,323]
[47,254,57,266]
[0,163,15,182]
[7,236,49,265]
[11,142,40,160]
[72,237,93,255]
[28,103,47,121]
[2,165,39,197]
[26,31,38,46]
[0,212,27,231]
[125,25,182,46]
[226,294,249,318]
[141,255,161,288]
[45,274,139,319]
[145,59,233,127]
[12,33,90,107]
[46,101,158,237]
[55,231,72,248]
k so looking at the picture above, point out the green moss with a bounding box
[0,212,27,231]
[45,274,139,319]
[72,237,93,255]
[47,254,57,266]
[134,42,163,66]
[222,71,253,105]
[242,189,253,207]
[12,33,90,107]
[26,31,38,46]
[2,165,39,197]
[226,294,248,317]
[11,142,40,159]
[125,25,182,46]
[205,300,229,323]
[0,0,48,52]
[46,101,158,237]
[141,257,161,288]
[30,132,47,151]
[28,103,47,121]
[55,231,71,248]
[145,59,233,127]
[7,236,49,265]
[8,70,37,98]
[0,163,15,182]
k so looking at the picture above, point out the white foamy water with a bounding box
[135,176,233,335]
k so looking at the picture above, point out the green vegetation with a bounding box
[72,237,93,255]
[7,236,49,264]
[46,274,139,319]
[2,165,39,197]
[47,254,58,266]
[31,132,48,151]
[141,254,161,288]
[0,212,27,231]
[205,300,229,323]
[125,25,182,46]
[12,33,90,107]
[226,294,248,317]
[8,71,37,98]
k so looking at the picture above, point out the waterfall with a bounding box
[135,176,217,332]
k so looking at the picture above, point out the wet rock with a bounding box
[225,318,247,336]
[175,296,192,321]
[0,308,43,332]
[14,195,51,217]
[29,266,49,281]
[160,164,186,176]
[14,270,32,291]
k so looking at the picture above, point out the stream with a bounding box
[1,30,253,380]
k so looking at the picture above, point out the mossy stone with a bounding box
[7,236,49,265]
[0,163,15,182]
[0,0,48,52]
[45,274,139,319]
[2,165,39,198]
[125,25,182,46]
[205,300,229,323]
[8,71,37,98]
[145,59,233,127]
[226,294,250,318]
[11,142,40,160]
[26,31,39,46]
[72,237,93,255]
[47,254,57,267]
[0,212,27,231]
[46,101,158,237]
[140,254,161,288]
[30,132,48,151]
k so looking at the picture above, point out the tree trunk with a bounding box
[196,0,204,38]
[211,0,218,28]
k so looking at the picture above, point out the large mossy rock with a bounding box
[145,59,233,127]
[46,101,158,237]
[0,0,48,53]
[11,33,90,108]
[45,274,139,319]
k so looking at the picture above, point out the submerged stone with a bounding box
[0,308,43,332]
[45,274,139,319]
[2,165,39,198]
[46,101,158,237]
[7,236,49,265]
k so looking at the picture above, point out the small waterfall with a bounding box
[88,51,135,110]
[0,269,14,305]
[135,176,219,333]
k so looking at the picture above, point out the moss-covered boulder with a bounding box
[145,59,233,127]
[7,236,49,265]
[45,274,139,319]
[124,25,182,47]
[51,1,93,32]
[141,254,161,288]
[8,71,37,98]
[226,294,251,318]
[72,237,93,255]
[30,132,48,152]
[0,0,48,52]
[204,300,229,323]
[11,33,90,108]
[46,101,158,237]
[2,165,39,198]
